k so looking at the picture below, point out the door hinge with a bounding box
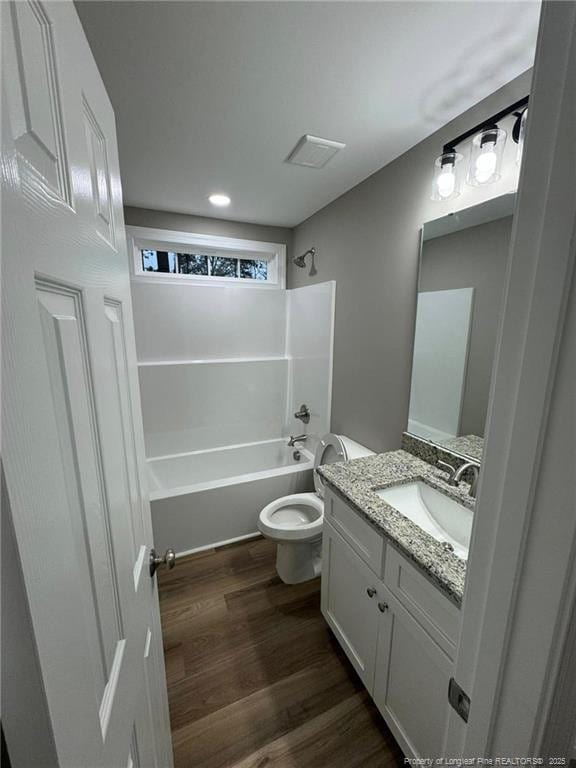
[448,677,470,723]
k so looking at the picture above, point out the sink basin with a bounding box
[376,481,473,559]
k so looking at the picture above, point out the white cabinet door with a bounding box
[321,521,381,690]
[1,2,172,766]
[373,588,452,760]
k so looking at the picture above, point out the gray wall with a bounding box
[124,206,293,257]
[288,71,531,453]
[420,215,512,437]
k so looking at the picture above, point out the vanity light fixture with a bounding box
[467,125,507,186]
[431,95,529,201]
[209,193,231,207]
[514,107,528,166]
[431,150,463,201]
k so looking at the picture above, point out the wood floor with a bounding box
[158,536,404,768]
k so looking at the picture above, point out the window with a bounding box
[129,226,285,288]
[141,249,269,281]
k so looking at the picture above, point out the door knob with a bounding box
[378,602,389,613]
[149,547,176,577]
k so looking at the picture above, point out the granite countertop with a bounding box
[318,449,474,606]
[440,435,484,463]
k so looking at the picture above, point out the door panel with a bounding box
[1,2,173,766]
[4,0,72,202]
[103,298,145,547]
[36,280,123,695]
[83,95,115,246]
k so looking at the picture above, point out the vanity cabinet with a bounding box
[321,487,459,760]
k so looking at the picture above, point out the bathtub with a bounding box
[148,439,315,555]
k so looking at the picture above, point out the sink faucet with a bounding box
[437,459,458,486]
[437,459,480,498]
[288,434,307,447]
[454,461,480,498]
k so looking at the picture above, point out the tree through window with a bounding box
[140,250,268,281]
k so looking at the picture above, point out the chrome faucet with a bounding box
[453,461,480,498]
[437,458,480,498]
[437,459,459,486]
[294,404,311,424]
[288,434,307,447]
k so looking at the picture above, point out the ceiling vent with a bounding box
[286,134,346,169]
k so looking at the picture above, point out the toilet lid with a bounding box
[313,433,347,498]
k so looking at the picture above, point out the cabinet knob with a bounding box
[378,602,389,613]
[366,587,377,598]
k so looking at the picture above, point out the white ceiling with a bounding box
[76,1,540,228]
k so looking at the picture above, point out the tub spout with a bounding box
[288,434,307,447]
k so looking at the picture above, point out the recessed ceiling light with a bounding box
[209,193,231,207]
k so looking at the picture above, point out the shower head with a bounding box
[293,247,316,268]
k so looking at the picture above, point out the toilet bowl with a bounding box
[258,433,374,584]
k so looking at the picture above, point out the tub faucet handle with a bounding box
[294,404,311,424]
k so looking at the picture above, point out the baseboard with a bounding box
[176,531,261,558]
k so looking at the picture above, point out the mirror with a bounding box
[407,194,515,462]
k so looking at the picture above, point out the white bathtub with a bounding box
[148,439,315,555]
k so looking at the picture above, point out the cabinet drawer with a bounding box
[325,488,385,576]
[384,545,460,659]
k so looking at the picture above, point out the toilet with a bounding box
[258,433,374,584]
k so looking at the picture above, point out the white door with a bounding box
[1,2,173,766]
[443,3,576,757]
[321,521,380,690]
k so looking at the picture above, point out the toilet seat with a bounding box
[313,433,347,498]
[258,493,323,541]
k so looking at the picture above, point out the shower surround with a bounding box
[131,279,335,554]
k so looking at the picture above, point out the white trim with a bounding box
[326,281,336,434]
[126,225,286,289]
[137,355,289,367]
[444,2,576,757]
[175,532,261,559]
